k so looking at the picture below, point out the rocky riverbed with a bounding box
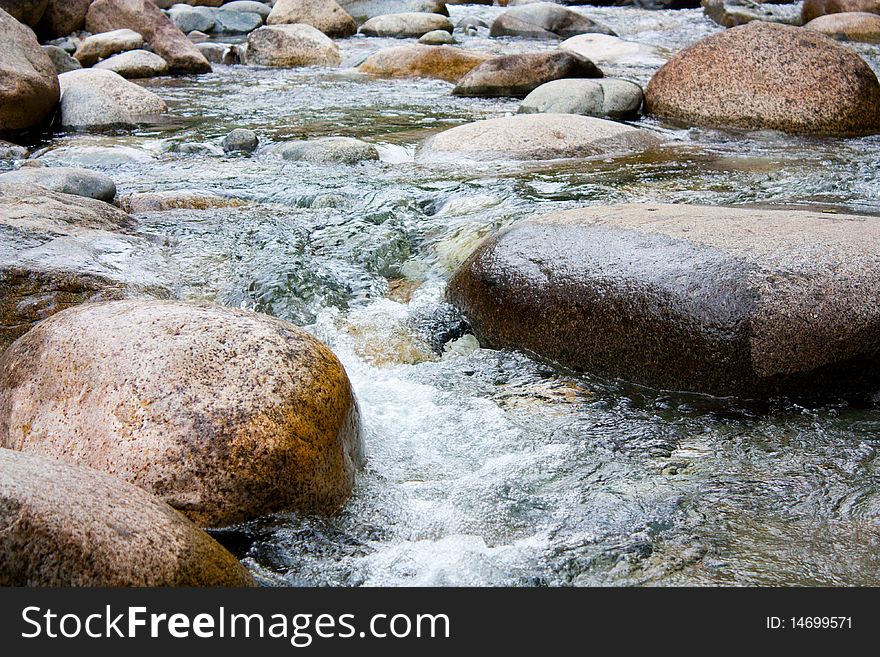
[1,0,880,586]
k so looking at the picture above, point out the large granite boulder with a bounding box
[0,8,60,133]
[447,203,880,398]
[644,22,880,136]
[0,299,365,527]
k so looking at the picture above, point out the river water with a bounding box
[10,5,880,585]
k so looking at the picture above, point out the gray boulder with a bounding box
[274,137,379,164]
[520,78,643,119]
[490,2,616,39]
[0,166,116,201]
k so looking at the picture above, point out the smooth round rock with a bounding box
[802,0,880,23]
[212,9,263,35]
[223,128,259,154]
[0,300,364,527]
[804,11,880,41]
[0,449,256,587]
[452,51,603,99]
[644,22,880,136]
[357,44,490,83]
[419,28,455,44]
[559,33,664,67]
[490,2,616,39]
[73,28,144,67]
[275,137,379,164]
[246,24,341,67]
[0,166,116,202]
[58,68,168,129]
[447,203,880,398]
[519,78,643,119]
[94,49,170,78]
[359,12,453,38]
[419,113,661,162]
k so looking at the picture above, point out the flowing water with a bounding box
[9,5,880,585]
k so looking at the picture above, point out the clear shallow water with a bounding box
[14,6,880,585]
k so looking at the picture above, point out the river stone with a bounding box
[167,4,216,34]
[275,137,379,164]
[358,44,490,82]
[0,450,256,586]
[490,2,616,39]
[802,0,880,23]
[644,22,880,136]
[338,0,447,23]
[419,28,455,44]
[42,45,82,74]
[73,28,144,67]
[35,0,91,39]
[447,203,880,398]
[419,113,661,162]
[212,9,263,34]
[223,1,271,19]
[0,299,365,527]
[94,49,170,78]
[453,51,603,99]
[0,182,166,355]
[702,0,804,28]
[520,78,643,119]
[267,0,356,38]
[37,144,155,166]
[0,0,47,27]
[805,11,880,40]
[0,9,60,133]
[58,69,168,129]
[0,166,116,201]
[86,0,212,74]
[246,24,341,67]
[359,12,453,38]
[559,33,664,67]
[223,128,259,153]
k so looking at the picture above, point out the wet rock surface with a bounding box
[447,204,880,398]
[0,300,365,527]
[0,449,256,586]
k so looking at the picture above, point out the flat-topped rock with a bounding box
[447,203,880,398]
[357,44,490,82]
[419,113,662,162]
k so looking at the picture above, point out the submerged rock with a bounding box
[119,190,244,212]
[0,182,165,355]
[58,69,168,129]
[644,22,880,136]
[419,113,661,162]
[267,0,356,38]
[359,12,453,38]
[0,300,365,527]
[357,44,489,83]
[0,450,255,587]
[0,166,116,202]
[94,49,170,78]
[490,2,616,39]
[274,137,379,164]
[452,51,602,99]
[804,11,880,40]
[246,24,341,67]
[520,78,643,119]
[0,8,60,134]
[447,203,880,398]
[86,0,212,74]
